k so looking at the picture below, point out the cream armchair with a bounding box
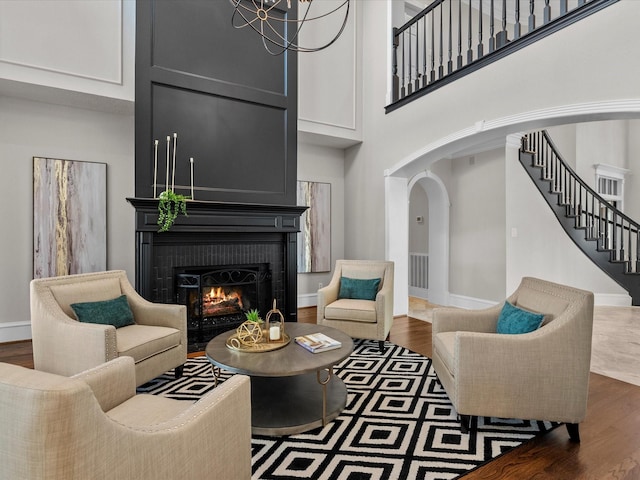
[31,270,187,386]
[0,356,251,480]
[432,277,594,442]
[317,260,394,350]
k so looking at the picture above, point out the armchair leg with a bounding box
[566,423,580,443]
[459,415,475,434]
[175,365,184,379]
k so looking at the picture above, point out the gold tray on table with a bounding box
[226,333,291,352]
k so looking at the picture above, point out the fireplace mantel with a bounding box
[127,198,307,334]
[126,198,307,233]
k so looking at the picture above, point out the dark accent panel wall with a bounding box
[151,1,286,95]
[152,85,288,202]
[135,0,297,205]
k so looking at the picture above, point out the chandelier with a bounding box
[230,0,350,55]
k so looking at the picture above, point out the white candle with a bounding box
[269,325,281,341]
[171,133,177,192]
[165,136,170,193]
[190,157,194,199]
[153,140,158,198]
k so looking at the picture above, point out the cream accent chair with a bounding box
[31,270,187,386]
[0,356,251,480]
[317,260,394,350]
[432,277,594,442]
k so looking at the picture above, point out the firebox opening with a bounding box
[175,263,272,352]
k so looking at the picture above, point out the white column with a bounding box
[385,174,409,316]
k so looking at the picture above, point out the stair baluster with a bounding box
[612,211,618,261]
[636,232,640,273]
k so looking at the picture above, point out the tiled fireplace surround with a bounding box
[127,198,306,350]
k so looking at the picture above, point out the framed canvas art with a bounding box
[297,180,331,273]
[33,157,107,278]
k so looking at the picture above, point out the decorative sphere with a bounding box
[237,321,263,346]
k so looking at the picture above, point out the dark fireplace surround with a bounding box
[127,198,306,351]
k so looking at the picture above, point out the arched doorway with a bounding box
[408,171,450,306]
[385,100,640,314]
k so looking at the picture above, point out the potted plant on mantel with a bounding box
[157,190,189,232]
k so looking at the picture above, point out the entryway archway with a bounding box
[385,99,640,314]
[407,171,450,306]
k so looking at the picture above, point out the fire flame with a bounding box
[204,286,244,310]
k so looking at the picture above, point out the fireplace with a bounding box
[176,264,272,351]
[127,198,306,352]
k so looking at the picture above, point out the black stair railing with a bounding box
[520,130,640,304]
[387,0,618,113]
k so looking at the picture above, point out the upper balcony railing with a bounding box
[387,0,618,113]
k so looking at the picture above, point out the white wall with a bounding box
[409,185,428,253]
[296,142,345,306]
[448,149,506,302]
[576,120,628,190]
[546,124,577,169]
[0,1,135,341]
[0,96,135,341]
[627,120,640,221]
[0,0,135,109]
[298,0,361,148]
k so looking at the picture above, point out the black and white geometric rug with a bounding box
[138,340,557,480]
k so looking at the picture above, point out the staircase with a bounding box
[519,130,640,305]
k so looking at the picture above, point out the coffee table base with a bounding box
[250,372,347,436]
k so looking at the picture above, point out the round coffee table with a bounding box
[206,323,353,436]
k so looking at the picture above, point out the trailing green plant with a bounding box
[157,190,189,232]
[244,308,263,323]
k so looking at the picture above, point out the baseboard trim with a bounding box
[298,293,318,308]
[594,293,632,306]
[408,286,429,299]
[448,292,632,309]
[448,294,498,310]
[0,321,32,343]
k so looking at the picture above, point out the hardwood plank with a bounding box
[0,340,34,368]
[2,308,640,479]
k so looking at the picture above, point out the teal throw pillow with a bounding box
[496,301,544,334]
[71,295,135,328]
[338,277,381,301]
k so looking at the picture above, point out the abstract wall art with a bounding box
[297,180,331,273]
[33,157,107,278]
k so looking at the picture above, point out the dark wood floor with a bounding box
[2,308,640,479]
